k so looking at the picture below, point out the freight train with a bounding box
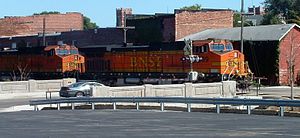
[80,40,252,85]
[0,40,252,85]
[0,44,85,81]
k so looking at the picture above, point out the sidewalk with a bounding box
[0,91,59,100]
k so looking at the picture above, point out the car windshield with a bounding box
[68,82,85,88]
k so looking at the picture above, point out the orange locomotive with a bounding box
[82,39,251,85]
[0,44,85,80]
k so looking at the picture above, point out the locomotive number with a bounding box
[130,57,162,68]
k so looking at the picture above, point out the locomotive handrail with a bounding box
[29,97,300,117]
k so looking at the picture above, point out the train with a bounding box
[80,39,252,85]
[0,39,252,85]
[0,44,85,81]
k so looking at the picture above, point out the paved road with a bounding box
[0,110,299,138]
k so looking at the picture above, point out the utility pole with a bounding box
[118,12,135,47]
[124,13,127,45]
[240,0,244,53]
[42,17,46,47]
[190,41,193,72]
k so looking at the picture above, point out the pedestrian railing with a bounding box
[45,90,59,99]
[29,97,300,117]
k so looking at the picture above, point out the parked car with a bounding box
[59,82,105,97]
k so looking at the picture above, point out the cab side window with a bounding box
[193,45,209,54]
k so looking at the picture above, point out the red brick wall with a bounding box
[116,8,132,27]
[279,27,300,85]
[0,12,83,36]
[175,10,233,40]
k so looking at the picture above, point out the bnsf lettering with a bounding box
[131,57,161,68]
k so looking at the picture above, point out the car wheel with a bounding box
[76,92,84,97]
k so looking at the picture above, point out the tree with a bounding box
[10,64,31,81]
[285,31,300,100]
[262,0,300,25]
[233,13,254,27]
[83,16,98,29]
[33,11,99,30]
[180,4,201,10]
[33,11,60,15]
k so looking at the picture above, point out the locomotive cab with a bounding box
[191,40,250,81]
[44,45,85,73]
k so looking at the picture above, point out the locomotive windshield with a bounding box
[56,49,69,55]
[56,49,78,55]
[225,43,233,51]
[210,44,225,51]
[70,49,79,54]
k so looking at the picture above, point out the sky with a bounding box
[1,0,264,27]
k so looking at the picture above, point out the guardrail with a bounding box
[29,97,300,117]
[45,91,59,99]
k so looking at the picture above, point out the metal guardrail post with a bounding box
[160,102,164,111]
[34,105,38,111]
[57,103,60,110]
[113,102,116,110]
[279,106,284,117]
[187,103,191,112]
[136,102,139,110]
[92,103,95,110]
[71,103,75,110]
[247,105,251,115]
[216,104,220,114]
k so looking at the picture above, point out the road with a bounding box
[0,110,299,138]
[0,87,300,137]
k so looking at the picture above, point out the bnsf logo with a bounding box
[130,57,162,68]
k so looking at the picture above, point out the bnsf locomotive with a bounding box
[0,44,85,80]
[80,40,252,85]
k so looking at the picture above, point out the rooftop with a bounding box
[179,24,298,41]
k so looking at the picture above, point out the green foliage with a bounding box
[180,4,201,10]
[33,11,60,15]
[233,13,254,27]
[263,0,300,25]
[261,14,282,25]
[83,16,98,30]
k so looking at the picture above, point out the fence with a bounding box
[93,81,236,98]
[29,97,300,117]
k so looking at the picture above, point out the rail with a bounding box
[29,97,300,117]
[45,90,59,99]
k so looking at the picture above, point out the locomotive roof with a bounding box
[44,44,76,51]
[180,24,299,41]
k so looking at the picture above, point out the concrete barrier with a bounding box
[0,78,76,94]
[93,81,236,98]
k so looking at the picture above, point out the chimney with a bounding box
[116,8,132,27]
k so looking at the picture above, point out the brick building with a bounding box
[116,8,132,27]
[0,12,83,37]
[175,9,233,40]
[0,28,124,49]
[117,8,233,43]
[248,6,265,15]
[181,24,300,85]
